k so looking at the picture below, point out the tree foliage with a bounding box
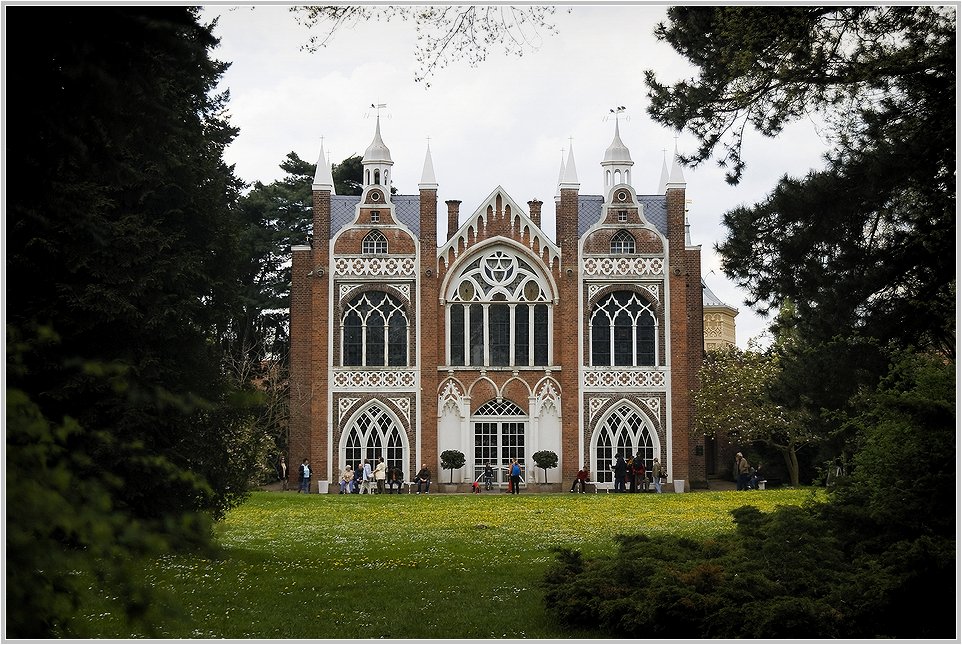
[694,345,813,485]
[645,7,955,359]
[228,151,366,476]
[291,5,562,85]
[6,7,255,636]
[545,354,955,639]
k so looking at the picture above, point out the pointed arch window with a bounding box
[610,229,635,254]
[593,404,655,483]
[341,291,408,366]
[362,230,388,254]
[590,291,657,366]
[447,249,552,367]
[343,404,405,473]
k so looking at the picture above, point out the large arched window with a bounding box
[342,291,407,366]
[590,291,656,366]
[473,399,526,481]
[610,230,636,254]
[343,404,405,473]
[362,230,388,254]
[593,404,655,483]
[447,249,552,367]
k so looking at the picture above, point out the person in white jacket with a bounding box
[361,459,374,494]
[373,456,387,494]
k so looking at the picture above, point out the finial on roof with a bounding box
[667,134,686,188]
[559,138,579,189]
[419,137,438,189]
[312,136,335,192]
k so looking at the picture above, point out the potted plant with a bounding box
[532,450,559,491]
[440,449,466,492]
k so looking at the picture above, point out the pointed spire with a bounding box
[559,139,579,189]
[685,216,692,246]
[603,118,632,163]
[667,136,686,188]
[657,148,670,194]
[363,114,393,164]
[312,137,335,192]
[419,139,438,190]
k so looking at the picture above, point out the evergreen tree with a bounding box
[645,7,955,359]
[6,8,257,635]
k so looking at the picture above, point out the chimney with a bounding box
[446,200,461,240]
[528,199,543,228]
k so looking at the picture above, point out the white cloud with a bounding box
[202,4,832,348]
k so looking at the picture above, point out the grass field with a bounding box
[80,488,821,638]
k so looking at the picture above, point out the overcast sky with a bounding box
[200,4,833,347]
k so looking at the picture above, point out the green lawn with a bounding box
[80,488,821,638]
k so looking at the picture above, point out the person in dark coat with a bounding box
[613,455,627,493]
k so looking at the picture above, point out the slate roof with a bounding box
[330,194,421,238]
[577,194,669,237]
[702,279,737,310]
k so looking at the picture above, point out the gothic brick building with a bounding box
[289,116,712,491]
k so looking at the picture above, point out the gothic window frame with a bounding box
[341,402,407,475]
[362,229,388,254]
[341,290,409,367]
[591,402,656,483]
[589,290,658,367]
[445,247,553,368]
[610,229,635,254]
[472,399,526,482]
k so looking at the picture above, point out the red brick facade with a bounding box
[288,122,707,491]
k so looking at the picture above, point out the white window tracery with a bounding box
[362,230,388,254]
[342,291,408,366]
[593,403,655,483]
[446,249,552,367]
[589,291,657,366]
[472,399,526,481]
[342,403,405,474]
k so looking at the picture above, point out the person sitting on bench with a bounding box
[570,465,589,493]
[415,464,432,494]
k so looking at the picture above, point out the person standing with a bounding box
[415,464,432,494]
[509,459,522,494]
[613,455,627,493]
[651,457,663,493]
[570,465,589,493]
[482,462,495,491]
[277,455,288,491]
[635,455,648,493]
[374,456,387,494]
[361,458,373,494]
[298,458,311,494]
[735,452,751,491]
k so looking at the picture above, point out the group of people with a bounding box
[734,452,763,490]
[338,459,434,494]
[568,456,666,493]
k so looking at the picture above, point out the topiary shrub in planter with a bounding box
[532,450,559,484]
[440,449,466,485]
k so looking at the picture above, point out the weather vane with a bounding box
[366,102,389,119]
[605,105,628,123]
